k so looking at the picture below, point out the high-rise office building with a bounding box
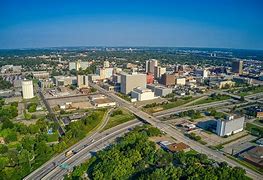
[22,80,34,99]
[160,73,175,86]
[146,59,158,74]
[120,72,146,94]
[154,66,166,79]
[77,75,89,88]
[232,60,243,74]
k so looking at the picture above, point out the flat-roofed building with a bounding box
[69,60,89,71]
[154,66,166,79]
[53,76,77,86]
[154,86,173,97]
[120,72,146,94]
[167,142,191,153]
[175,77,186,86]
[131,87,155,101]
[22,80,34,99]
[77,75,89,88]
[232,60,243,74]
[239,146,263,168]
[32,71,49,79]
[89,94,116,107]
[160,73,175,86]
[146,59,158,74]
[216,115,245,136]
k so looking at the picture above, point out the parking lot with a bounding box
[47,95,92,108]
[222,134,258,155]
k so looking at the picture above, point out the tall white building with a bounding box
[69,60,89,71]
[146,59,158,74]
[22,80,34,99]
[69,62,76,71]
[77,75,89,88]
[216,115,245,136]
[103,61,110,68]
[154,66,166,79]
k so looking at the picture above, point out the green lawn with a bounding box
[116,93,131,102]
[102,108,135,130]
[245,122,263,137]
[236,86,263,96]
[192,95,230,105]
[144,96,197,113]
[47,132,59,142]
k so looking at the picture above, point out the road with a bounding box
[90,82,263,180]
[153,92,263,119]
[153,99,235,118]
[38,89,65,136]
[25,107,115,180]
[42,120,142,180]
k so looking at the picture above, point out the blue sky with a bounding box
[0,0,263,49]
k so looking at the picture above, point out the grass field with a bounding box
[143,96,197,113]
[245,122,263,137]
[191,95,230,105]
[102,108,135,130]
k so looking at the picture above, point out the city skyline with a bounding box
[0,0,263,49]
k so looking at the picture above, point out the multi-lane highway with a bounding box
[42,120,142,179]
[25,107,114,180]
[28,84,262,179]
[90,82,263,180]
[24,119,142,180]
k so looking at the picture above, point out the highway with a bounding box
[90,82,263,180]
[24,119,142,180]
[25,107,114,180]
[153,99,235,118]
[153,92,263,119]
[42,120,142,180]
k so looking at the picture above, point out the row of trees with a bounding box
[66,125,249,180]
[0,96,106,179]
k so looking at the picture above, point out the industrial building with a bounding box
[22,80,34,99]
[131,87,155,101]
[120,72,146,94]
[89,94,116,108]
[216,115,245,136]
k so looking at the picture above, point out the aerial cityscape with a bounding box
[0,0,263,180]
